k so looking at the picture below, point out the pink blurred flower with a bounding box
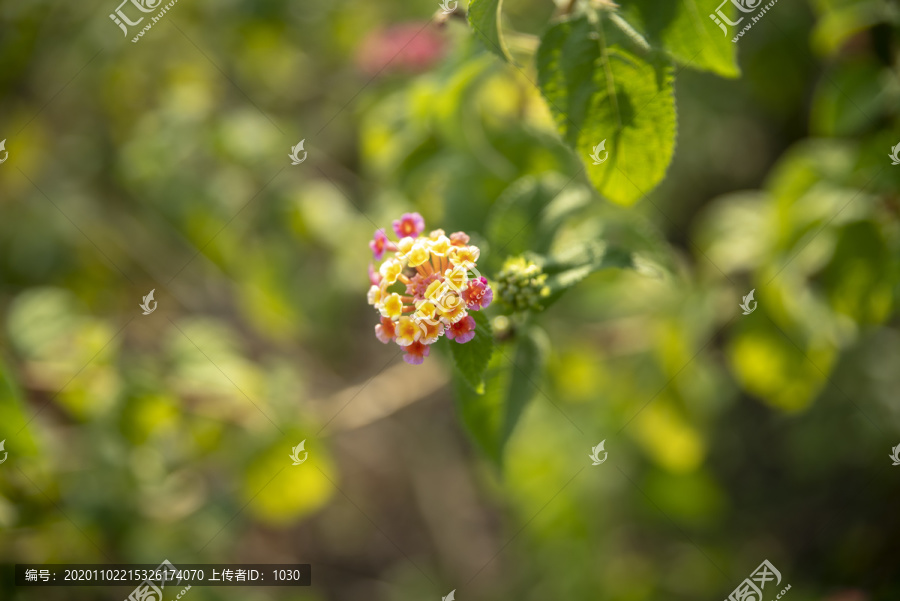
[822,591,869,601]
[357,23,446,76]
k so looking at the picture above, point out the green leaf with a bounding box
[453,326,549,466]
[448,309,494,393]
[810,0,894,56]
[809,59,893,137]
[500,326,549,450]
[454,351,507,463]
[821,221,894,325]
[539,241,635,307]
[536,15,677,206]
[468,0,513,63]
[622,0,740,78]
[0,357,38,454]
[486,174,591,259]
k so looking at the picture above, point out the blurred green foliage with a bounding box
[2,0,900,600]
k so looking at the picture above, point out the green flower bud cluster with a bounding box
[495,256,550,312]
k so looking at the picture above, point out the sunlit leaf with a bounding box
[537,15,677,206]
[468,0,513,63]
[622,0,740,78]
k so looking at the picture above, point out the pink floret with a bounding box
[375,317,396,344]
[446,315,476,344]
[369,229,390,261]
[462,276,492,310]
[403,340,431,365]
[393,212,425,239]
[449,231,470,246]
[368,263,382,286]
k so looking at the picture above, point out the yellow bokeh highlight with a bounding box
[728,327,834,412]
[634,402,705,473]
[130,394,181,443]
[554,349,603,403]
[244,442,334,526]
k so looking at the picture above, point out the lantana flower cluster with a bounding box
[367,213,493,365]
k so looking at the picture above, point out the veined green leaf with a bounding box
[537,15,677,206]
[622,0,740,78]
[468,0,513,63]
[448,309,494,393]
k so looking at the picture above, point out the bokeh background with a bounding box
[1,0,900,600]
